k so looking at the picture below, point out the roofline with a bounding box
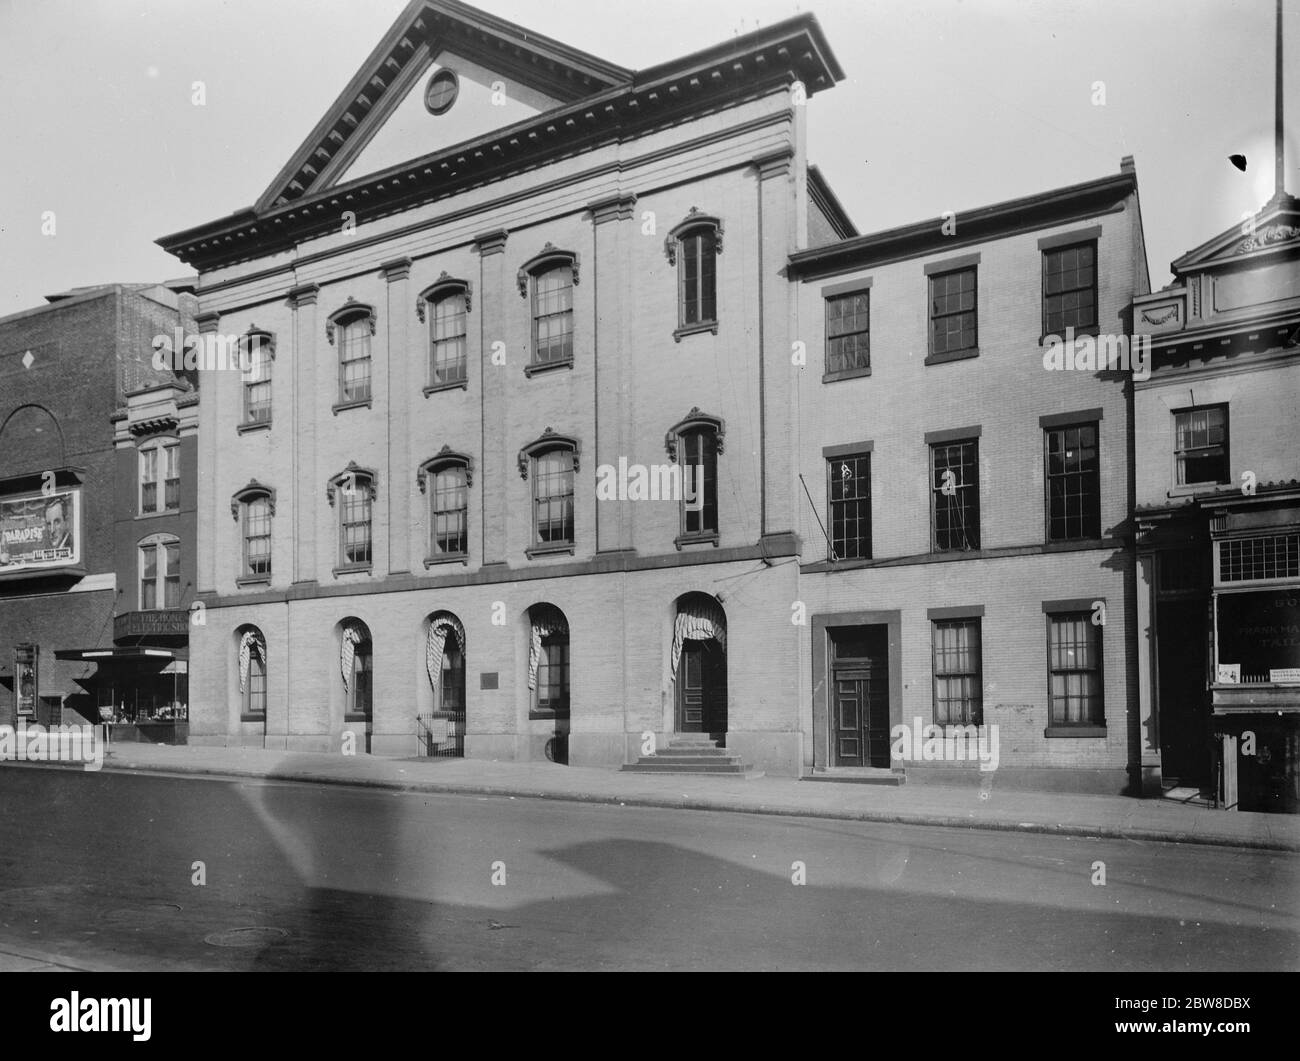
[788,168,1138,279]
[1169,191,1300,275]
[808,164,857,239]
[158,14,844,270]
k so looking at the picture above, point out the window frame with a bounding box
[825,449,872,562]
[517,248,578,376]
[138,534,181,611]
[1173,404,1230,488]
[1043,420,1101,542]
[239,329,275,429]
[1042,240,1099,338]
[138,439,180,515]
[666,211,723,341]
[419,278,471,394]
[244,643,267,718]
[927,265,979,363]
[1044,608,1105,733]
[419,451,473,564]
[929,436,981,552]
[931,616,983,727]
[327,302,377,411]
[328,466,377,573]
[518,432,579,558]
[824,287,871,380]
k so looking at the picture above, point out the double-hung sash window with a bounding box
[1047,612,1103,726]
[826,290,870,375]
[243,342,272,424]
[931,439,980,551]
[532,266,574,366]
[679,228,718,328]
[243,496,272,578]
[140,538,180,610]
[1174,406,1229,486]
[1045,423,1100,541]
[533,449,575,546]
[827,453,871,561]
[933,619,982,726]
[338,317,372,404]
[336,474,374,567]
[431,465,468,558]
[430,291,468,386]
[929,268,977,357]
[1043,242,1098,334]
[140,442,179,514]
[678,428,718,539]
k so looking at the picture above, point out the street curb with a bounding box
[47,757,1300,855]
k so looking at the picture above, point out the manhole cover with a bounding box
[204,926,289,948]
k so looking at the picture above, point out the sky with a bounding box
[0,0,1295,317]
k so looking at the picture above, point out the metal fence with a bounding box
[416,711,465,759]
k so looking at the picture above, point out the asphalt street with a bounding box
[0,765,1296,971]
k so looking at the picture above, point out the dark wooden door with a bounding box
[678,639,727,734]
[1158,598,1210,785]
[833,663,890,767]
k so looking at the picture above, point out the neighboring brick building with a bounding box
[158,0,1161,790]
[0,283,198,737]
[788,164,1151,792]
[1130,171,1300,812]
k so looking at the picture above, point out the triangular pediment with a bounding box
[1172,192,1300,275]
[257,0,631,212]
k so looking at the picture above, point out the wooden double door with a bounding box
[831,626,891,767]
[678,638,727,734]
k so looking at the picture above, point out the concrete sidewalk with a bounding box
[28,742,1300,853]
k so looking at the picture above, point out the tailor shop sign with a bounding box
[1217,589,1300,677]
[0,489,80,573]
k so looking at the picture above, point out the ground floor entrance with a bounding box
[677,638,727,734]
[1157,597,1210,787]
[830,625,890,768]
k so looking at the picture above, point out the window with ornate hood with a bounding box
[666,208,722,341]
[418,274,471,393]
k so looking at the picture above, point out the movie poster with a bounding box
[0,489,80,572]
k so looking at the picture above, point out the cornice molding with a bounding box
[417,446,475,493]
[288,282,320,308]
[664,208,723,265]
[416,273,472,322]
[325,298,377,345]
[665,407,726,460]
[326,461,378,506]
[517,244,579,299]
[231,479,276,520]
[381,256,413,282]
[588,192,638,226]
[517,428,580,479]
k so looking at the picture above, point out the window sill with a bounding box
[674,321,719,343]
[1044,725,1107,738]
[343,713,371,724]
[332,398,372,415]
[237,420,272,435]
[424,554,469,568]
[240,713,266,724]
[823,366,871,383]
[930,544,982,555]
[236,575,272,587]
[529,709,571,722]
[924,347,980,366]
[1043,536,1103,551]
[1038,325,1099,346]
[423,380,468,396]
[526,542,575,559]
[332,563,373,578]
[675,532,720,551]
[524,358,573,378]
[135,510,181,520]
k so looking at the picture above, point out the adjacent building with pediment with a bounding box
[1131,158,1300,811]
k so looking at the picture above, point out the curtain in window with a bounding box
[671,597,727,679]
[425,614,466,691]
[341,624,365,692]
[528,611,569,691]
[238,629,266,693]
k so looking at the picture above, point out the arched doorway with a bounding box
[421,611,465,758]
[671,593,727,736]
[339,618,373,752]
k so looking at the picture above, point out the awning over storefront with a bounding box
[54,647,177,662]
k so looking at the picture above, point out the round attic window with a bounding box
[424,69,459,115]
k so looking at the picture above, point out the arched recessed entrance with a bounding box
[421,611,465,758]
[671,593,727,736]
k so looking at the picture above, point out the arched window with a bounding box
[666,209,722,338]
[139,533,181,610]
[328,465,377,571]
[341,619,373,720]
[138,438,180,514]
[518,246,578,372]
[327,301,376,407]
[237,626,267,718]
[666,409,724,545]
[418,449,472,562]
[419,276,471,390]
[231,481,275,580]
[518,430,579,556]
[426,611,466,713]
[527,604,569,717]
[240,328,275,426]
